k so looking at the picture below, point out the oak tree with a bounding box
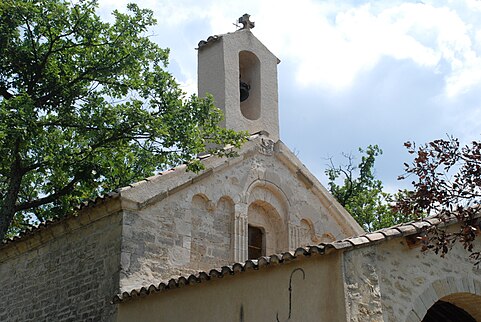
[326,145,411,232]
[0,0,246,240]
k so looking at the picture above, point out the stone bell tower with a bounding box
[197,14,280,141]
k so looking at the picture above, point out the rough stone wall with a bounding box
[190,195,234,270]
[119,142,360,291]
[0,211,122,322]
[343,247,383,322]
[375,237,481,321]
[343,236,481,322]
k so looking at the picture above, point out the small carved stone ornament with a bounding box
[238,14,255,30]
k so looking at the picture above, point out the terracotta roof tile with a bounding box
[269,254,281,265]
[244,260,257,271]
[186,275,195,284]
[331,240,353,250]
[364,232,385,242]
[346,236,370,246]
[233,263,244,273]
[378,227,403,239]
[167,279,177,288]
[198,272,209,282]
[294,247,309,257]
[307,245,323,255]
[411,221,432,230]
[258,256,270,267]
[148,284,157,293]
[178,276,188,287]
[396,224,418,235]
[197,35,221,49]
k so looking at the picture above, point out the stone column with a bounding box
[234,203,248,262]
[289,223,302,250]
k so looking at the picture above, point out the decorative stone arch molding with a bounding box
[189,193,237,267]
[233,179,292,262]
[245,179,289,222]
[191,193,215,211]
[405,275,481,321]
[247,200,286,256]
[298,218,320,246]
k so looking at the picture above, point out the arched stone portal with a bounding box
[422,299,476,322]
[247,200,287,256]
[406,277,481,322]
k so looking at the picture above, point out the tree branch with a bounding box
[0,86,13,100]
[15,175,81,212]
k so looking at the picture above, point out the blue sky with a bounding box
[98,0,481,192]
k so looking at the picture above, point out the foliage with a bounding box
[396,137,481,263]
[326,145,411,232]
[0,0,246,240]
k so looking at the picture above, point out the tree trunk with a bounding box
[0,174,22,241]
[0,142,23,241]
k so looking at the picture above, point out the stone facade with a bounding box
[116,222,481,322]
[118,136,363,291]
[0,204,122,322]
[354,236,481,321]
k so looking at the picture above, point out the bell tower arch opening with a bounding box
[239,50,260,120]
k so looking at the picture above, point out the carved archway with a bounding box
[406,277,481,321]
[245,179,290,222]
[230,180,291,260]
[422,298,476,322]
[247,200,286,256]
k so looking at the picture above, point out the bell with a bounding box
[240,80,250,102]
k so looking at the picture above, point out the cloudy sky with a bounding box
[98,0,481,192]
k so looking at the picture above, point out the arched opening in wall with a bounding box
[239,51,260,120]
[422,301,475,322]
[190,194,210,266]
[422,293,481,322]
[247,200,287,256]
[299,219,318,246]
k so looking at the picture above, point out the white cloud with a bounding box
[219,1,480,97]
[96,0,481,97]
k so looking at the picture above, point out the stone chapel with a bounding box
[2,15,481,322]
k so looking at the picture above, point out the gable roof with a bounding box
[115,133,363,234]
[113,217,441,304]
[1,133,362,255]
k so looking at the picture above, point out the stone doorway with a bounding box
[422,300,475,322]
[421,292,481,322]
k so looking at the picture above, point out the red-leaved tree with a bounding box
[396,137,481,263]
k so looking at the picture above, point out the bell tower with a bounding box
[197,14,280,141]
